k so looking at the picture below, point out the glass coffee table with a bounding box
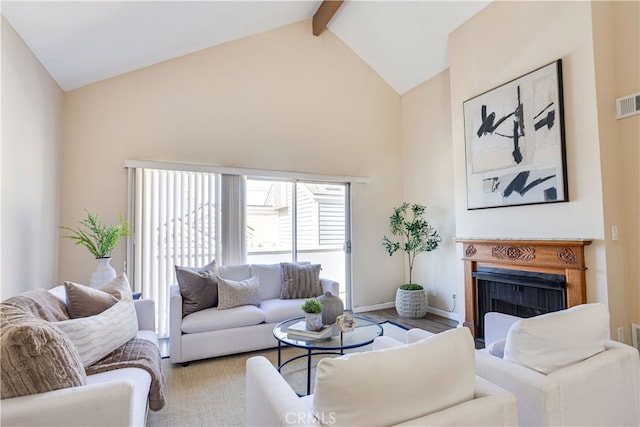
[273,315,384,395]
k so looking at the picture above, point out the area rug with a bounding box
[147,322,407,427]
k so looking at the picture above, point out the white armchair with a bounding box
[476,304,640,426]
[247,327,517,426]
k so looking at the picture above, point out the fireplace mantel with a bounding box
[456,238,592,339]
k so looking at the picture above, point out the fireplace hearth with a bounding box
[456,238,591,342]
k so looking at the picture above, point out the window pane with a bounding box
[296,183,346,293]
[246,179,293,264]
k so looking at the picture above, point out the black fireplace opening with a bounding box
[474,267,567,342]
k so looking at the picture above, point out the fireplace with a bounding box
[473,267,567,340]
[456,238,592,342]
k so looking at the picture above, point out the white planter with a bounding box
[395,287,428,318]
[305,312,324,331]
[89,257,117,288]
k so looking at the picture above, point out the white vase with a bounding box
[89,257,117,288]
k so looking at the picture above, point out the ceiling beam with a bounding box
[312,0,344,36]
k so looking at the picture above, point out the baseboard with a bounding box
[427,306,460,323]
[353,302,396,313]
[354,302,460,323]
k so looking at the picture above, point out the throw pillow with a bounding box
[53,297,138,367]
[0,307,86,399]
[1,289,70,321]
[63,273,132,318]
[175,259,218,317]
[280,263,322,299]
[216,276,261,310]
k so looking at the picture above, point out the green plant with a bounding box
[61,210,133,258]
[400,284,424,291]
[301,298,322,314]
[382,202,441,286]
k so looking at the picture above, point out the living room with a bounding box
[1,0,639,424]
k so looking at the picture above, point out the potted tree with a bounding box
[61,210,132,288]
[301,298,324,331]
[382,203,441,318]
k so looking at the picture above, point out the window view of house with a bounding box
[246,179,347,295]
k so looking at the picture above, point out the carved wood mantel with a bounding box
[456,238,592,339]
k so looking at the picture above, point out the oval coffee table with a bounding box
[272,315,383,395]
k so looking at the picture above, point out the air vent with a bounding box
[633,323,640,352]
[616,93,640,119]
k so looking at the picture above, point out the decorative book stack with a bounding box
[287,321,332,340]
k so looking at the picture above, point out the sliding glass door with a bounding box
[128,165,352,336]
[246,179,349,303]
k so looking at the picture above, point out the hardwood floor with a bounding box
[359,308,458,334]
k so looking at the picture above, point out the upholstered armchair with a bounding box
[476,304,640,426]
[247,327,517,426]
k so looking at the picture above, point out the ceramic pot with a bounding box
[305,312,323,331]
[318,291,344,325]
[90,257,117,288]
[395,287,427,318]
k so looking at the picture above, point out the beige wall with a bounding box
[442,0,637,337]
[1,17,63,298]
[615,0,640,330]
[591,0,639,342]
[401,69,458,318]
[60,20,403,308]
[613,1,640,328]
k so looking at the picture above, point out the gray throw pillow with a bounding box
[216,276,261,310]
[64,273,132,318]
[280,263,322,299]
[175,260,218,317]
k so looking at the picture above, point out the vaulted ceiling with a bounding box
[1,1,490,94]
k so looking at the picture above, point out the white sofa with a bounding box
[0,286,159,427]
[476,305,640,427]
[170,263,339,364]
[246,327,518,427]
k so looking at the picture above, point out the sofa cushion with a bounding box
[217,276,261,310]
[181,305,266,333]
[64,273,132,318]
[53,297,138,367]
[260,298,306,323]
[1,289,69,321]
[175,259,218,316]
[313,327,475,427]
[217,264,251,281]
[503,303,609,374]
[0,306,87,399]
[251,264,283,300]
[280,263,322,299]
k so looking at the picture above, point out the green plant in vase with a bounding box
[61,210,133,287]
[301,298,323,331]
[382,202,441,318]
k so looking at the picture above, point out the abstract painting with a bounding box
[463,60,568,209]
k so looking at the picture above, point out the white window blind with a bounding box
[130,168,216,337]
